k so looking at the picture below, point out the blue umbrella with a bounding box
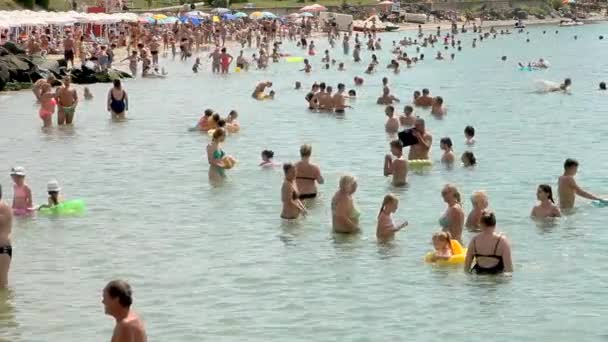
[222,13,236,20]
[262,11,276,19]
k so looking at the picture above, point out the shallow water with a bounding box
[1,23,608,341]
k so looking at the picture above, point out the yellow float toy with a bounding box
[424,239,467,266]
[409,159,433,170]
[221,155,237,169]
[235,67,241,73]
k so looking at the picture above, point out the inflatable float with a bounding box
[424,239,467,266]
[39,199,86,216]
[285,56,304,63]
[409,159,433,170]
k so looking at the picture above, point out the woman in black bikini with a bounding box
[464,211,513,275]
[107,79,128,120]
[295,145,324,200]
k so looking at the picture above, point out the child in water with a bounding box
[38,180,63,209]
[376,194,408,242]
[192,57,201,73]
[308,41,316,56]
[429,232,453,261]
[83,87,93,100]
[10,167,33,215]
[259,150,281,168]
[226,110,240,133]
[462,151,477,167]
[38,83,56,128]
[196,109,214,132]
[464,125,476,145]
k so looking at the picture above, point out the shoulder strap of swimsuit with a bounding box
[493,236,502,255]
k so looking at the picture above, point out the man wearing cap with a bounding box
[0,184,13,288]
[103,280,147,342]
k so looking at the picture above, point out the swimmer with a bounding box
[414,88,433,107]
[384,106,399,133]
[38,180,63,210]
[301,59,312,73]
[103,280,148,342]
[377,87,400,105]
[364,63,375,74]
[384,140,408,186]
[531,184,561,218]
[267,90,276,100]
[408,118,432,161]
[107,79,128,120]
[196,109,214,132]
[431,96,446,116]
[252,81,272,99]
[10,167,33,215]
[192,57,201,73]
[435,51,444,60]
[0,184,12,288]
[281,163,307,219]
[464,125,476,145]
[295,144,324,199]
[338,62,345,71]
[550,78,571,92]
[464,211,513,275]
[501,56,507,61]
[428,232,453,262]
[399,105,416,127]
[259,150,280,168]
[331,175,360,234]
[206,128,231,179]
[294,81,302,90]
[354,76,364,86]
[439,137,455,164]
[55,76,78,125]
[353,44,361,62]
[83,87,93,100]
[308,41,316,56]
[348,89,357,98]
[466,191,489,229]
[226,110,240,133]
[600,82,606,91]
[440,184,465,242]
[558,158,603,209]
[333,83,351,114]
[461,151,477,167]
[38,83,56,128]
[376,194,408,242]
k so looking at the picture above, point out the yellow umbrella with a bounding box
[212,15,220,22]
[153,14,167,20]
[249,11,264,19]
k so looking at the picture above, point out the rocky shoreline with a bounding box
[0,42,131,92]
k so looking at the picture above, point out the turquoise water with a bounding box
[1,23,608,341]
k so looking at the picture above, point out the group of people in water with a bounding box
[4,12,608,342]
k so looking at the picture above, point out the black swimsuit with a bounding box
[471,236,504,275]
[0,245,12,259]
[296,176,318,199]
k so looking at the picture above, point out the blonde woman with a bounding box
[466,191,489,230]
[331,175,360,234]
[439,184,465,242]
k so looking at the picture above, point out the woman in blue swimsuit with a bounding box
[107,79,128,120]
[464,211,513,275]
[439,184,465,242]
[206,128,228,180]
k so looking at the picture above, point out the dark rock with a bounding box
[2,42,25,55]
[0,64,9,91]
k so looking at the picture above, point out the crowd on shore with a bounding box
[2,13,608,342]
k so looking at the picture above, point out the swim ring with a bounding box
[424,240,467,266]
[409,159,433,170]
[285,56,304,63]
[39,199,86,216]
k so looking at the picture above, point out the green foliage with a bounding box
[211,0,227,6]
[549,0,564,10]
[16,0,34,8]
[35,0,50,9]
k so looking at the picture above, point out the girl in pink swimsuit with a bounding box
[38,83,56,128]
[10,167,33,216]
[219,48,233,74]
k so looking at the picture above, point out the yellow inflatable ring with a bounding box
[409,159,433,169]
[424,240,467,266]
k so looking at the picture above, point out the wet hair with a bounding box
[464,125,475,137]
[564,78,572,86]
[600,82,606,90]
[300,144,312,157]
[105,280,133,308]
[228,110,238,118]
[480,211,496,228]
[378,193,398,217]
[382,77,388,85]
[564,158,578,170]
[422,88,430,95]
[212,128,226,141]
[348,90,356,96]
[404,105,413,115]
[501,56,507,61]
[212,113,220,122]
[261,150,274,159]
[538,184,555,203]
[434,96,443,105]
[432,231,453,252]
[390,139,403,150]
[283,162,294,175]
[113,79,121,88]
[217,119,226,128]
[339,174,356,193]
[440,137,453,149]
[413,90,421,98]
[462,151,477,166]
[337,83,345,90]
[385,105,395,116]
[204,109,213,117]
[319,82,326,90]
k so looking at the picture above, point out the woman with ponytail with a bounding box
[439,184,465,242]
[376,194,408,242]
[531,184,561,218]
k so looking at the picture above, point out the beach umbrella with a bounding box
[234,12,248,18]
[262,11,277,19]
[185,10,210,18]
[211,8,230,14]
[378,0,393,4]
[153,14,167,20]
[160,16,178,24]
[249,11,264,19]
[300,4,327,12]
[222,13,236,20]
[300,12,314,17]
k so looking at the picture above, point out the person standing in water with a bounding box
[281,163,307,219]
[439,184,465,242]
[384,140,408,186]
[531,184,561,218]
[10,167,33,216]
[55,76,78,125]
[464,211,513,275]
[107,79,128,120]
[219,47,233,74]
[331,175,360,234]
[0,184,13,288]
[558,158,603,209]
[103,280,147,342]
[408,118,433,160]
[294,144,324,199]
